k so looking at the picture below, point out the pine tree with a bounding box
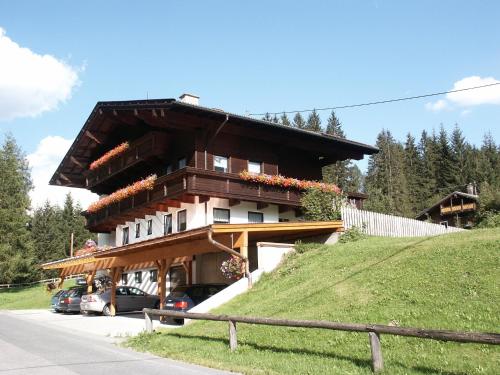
[0,135,36,283]
[262,112,272,122]
[61,193,95,256]
[322,111,352,190]
[271,114,279,124]
[31,201,65,264]
[364,130,411,216]
[479,132,500,188]
[450,124,468,188]
[436,126,458,192]
[292,113,306,129]
[344,164,364,193]
[305,109,322,132]
[418,130,439,205]
[325,110,345,137]
[403,133,423,214]
[280,113,291,126]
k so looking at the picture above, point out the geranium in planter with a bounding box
[220,255,245,280]
[87,174,157,213]
[89,142,129,171]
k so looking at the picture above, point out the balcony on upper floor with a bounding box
[84,167,304,233]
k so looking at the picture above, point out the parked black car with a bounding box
[163,284,228,323]
[51,286,82,313]
[59,287,88,313]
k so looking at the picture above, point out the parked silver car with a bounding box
[80,286,160,316]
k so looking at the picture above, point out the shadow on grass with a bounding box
[157,331,469,375]
[165,331,372,370]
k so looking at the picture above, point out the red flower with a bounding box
[89,142,130,171]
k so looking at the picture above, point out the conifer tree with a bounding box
[271,114,279,124]
[0,135,36,283]
[322,111,351,189]
[31,201,65,264]
[292,112,306,129]
[403,133,423,213]
[436,126,457,192]
[280,113,291,126]
[325,110,345,137]
[365,130,411,216]
[450,124,468,188]
[262,112,272,122]
[305,109,322,132]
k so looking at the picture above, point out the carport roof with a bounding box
[41,221,343,275]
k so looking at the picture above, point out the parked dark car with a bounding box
[59,287,89,313]
[163,284,228,323]
[50,290,66,312]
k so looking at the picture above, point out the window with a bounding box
[129,287,145,296]
[163,214,173,235]
[149,269,158,282]
[121,273,128,285]
[166,164,172,174]
[122,227,129,245]
[178,157,186,169]
[248,211,264,223]
[147,219,153,235]
[135,223,140,238]
[248,161,262,174]
[214,156,228,172]
[134,271,142,283]
[177,210,187,232]
[116,286,128,296]
[213,208,230,224]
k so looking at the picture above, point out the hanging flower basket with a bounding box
[87,174,157,213]
[89,142,130,170]
[220,255,244,280]
[239,170,341,194]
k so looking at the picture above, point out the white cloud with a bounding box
[0,27,80,121]
[426,76,500,112]
[27,136,97,209]
[425,99,448,111]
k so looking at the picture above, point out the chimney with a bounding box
[179,93,200,106]
[466,183,474,195]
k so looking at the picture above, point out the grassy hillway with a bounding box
[128,228,500,375]
[0,280,75,310]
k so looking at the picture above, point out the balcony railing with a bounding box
[440,202,476,215]
[85,132,168,190]
[84,167,303,232]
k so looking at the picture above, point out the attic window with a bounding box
[248,161,261,174]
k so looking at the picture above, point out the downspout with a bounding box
[205,114,230,169]
[207,228,252,288]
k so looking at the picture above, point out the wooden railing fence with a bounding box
[143,309,500,373]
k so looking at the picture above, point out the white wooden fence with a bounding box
[341,206,464,237]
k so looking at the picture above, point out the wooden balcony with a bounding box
[440,202,476,216]
[84,167,303,232]
[85,132,168,192]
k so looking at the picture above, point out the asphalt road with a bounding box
[0,311,236,375]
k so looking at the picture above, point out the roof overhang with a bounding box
[50,99,378,188]
[41,221,343,275]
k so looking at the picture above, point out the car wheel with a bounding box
[154,301,160,310]
[174,318,184,325]
[102,304,112,316]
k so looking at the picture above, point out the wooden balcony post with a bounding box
[157,258,174,322]
[86,270,96,294]
[110,267,117,316]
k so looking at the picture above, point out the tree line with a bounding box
[264,111,500,219]
[0,135,93,284]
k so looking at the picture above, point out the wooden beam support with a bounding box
[180,194,196,204]
[198,195,210,204]
[86,270,96,294]
[158,258,174,321]
[84,130,102,144]
[70,156,86,169]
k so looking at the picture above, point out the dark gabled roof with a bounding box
[415,191,479,219]
[49,98,378,187]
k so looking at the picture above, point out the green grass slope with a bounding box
[128,228,500,375]
[0,280,75,310]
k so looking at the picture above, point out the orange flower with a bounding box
[87,175,157,213]
[89,142,130,170]
[239,170,341,194]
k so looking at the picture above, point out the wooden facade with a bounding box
[415,191,479,228]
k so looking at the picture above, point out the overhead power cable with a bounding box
[249,82,500,116]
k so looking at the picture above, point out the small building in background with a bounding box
[415,190,479,229]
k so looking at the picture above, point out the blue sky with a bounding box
[0,1,499,207]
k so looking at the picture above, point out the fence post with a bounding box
[368,332,383,372]
[228,320,237,351]
[145,310,153,333]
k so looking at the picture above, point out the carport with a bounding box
[42,221,343,316]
